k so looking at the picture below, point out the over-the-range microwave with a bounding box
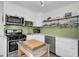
[5,15,24,26]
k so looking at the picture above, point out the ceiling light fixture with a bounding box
[40,1,44,7]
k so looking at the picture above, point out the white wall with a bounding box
[33,12,45,27]
[44,2,79,19]
[0,1,6,57]
[0,1,3,12]
[4,1,37,22]
[0,1,4,36]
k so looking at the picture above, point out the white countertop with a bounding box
[26,33,79,40]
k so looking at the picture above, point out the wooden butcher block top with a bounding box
[23,39,46,50]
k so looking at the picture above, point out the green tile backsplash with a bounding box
[22,26,33,34]
[5,25,33,35]
[4,25,79,38]
[41,26,79,38]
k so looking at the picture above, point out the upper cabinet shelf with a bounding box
[43,15,79,28]
[43,15,79,22]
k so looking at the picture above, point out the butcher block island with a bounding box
[17,39,49,57]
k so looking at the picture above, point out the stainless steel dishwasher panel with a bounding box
[45,36,55,53]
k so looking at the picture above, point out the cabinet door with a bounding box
[49,37,55,53]
[0,37,4,56]
[0,37,7,57]
[56,37,78,57]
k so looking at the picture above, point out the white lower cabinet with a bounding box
[0,36,7,57]
[56,37,78,57]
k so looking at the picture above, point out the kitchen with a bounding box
[0,1,79,57]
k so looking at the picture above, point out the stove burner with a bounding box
[5,29,26,41]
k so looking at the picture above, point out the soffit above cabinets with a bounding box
[7,1,79,13]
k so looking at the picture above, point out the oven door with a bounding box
[9,41,18,52]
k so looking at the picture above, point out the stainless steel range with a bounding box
[5,29,26,57]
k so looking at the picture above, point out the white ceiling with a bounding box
[10,1,79,13]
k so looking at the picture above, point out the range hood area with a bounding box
[33,27,41,33]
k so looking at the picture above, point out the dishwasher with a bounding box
[45,35,55,53]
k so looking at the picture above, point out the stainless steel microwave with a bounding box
[5,15,24,26]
